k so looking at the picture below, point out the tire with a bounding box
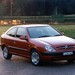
[30,50,41,66]
[3,47,12,59]
[67,59,74,63]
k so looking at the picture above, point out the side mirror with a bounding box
[61,32,64,35]
[20,35,28,41]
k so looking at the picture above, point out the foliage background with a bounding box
[0,0,75,16]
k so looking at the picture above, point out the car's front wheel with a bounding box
[30,50,41,66]
[3,47,12,59]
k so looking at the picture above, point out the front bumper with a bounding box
[41,51,75,61]
[42,51,75,56]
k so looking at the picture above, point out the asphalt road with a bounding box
[0,47,75,75]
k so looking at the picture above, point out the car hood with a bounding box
[33,36,75,47]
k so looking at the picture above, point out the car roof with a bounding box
[5,24,51,34]
[13,24,50,28]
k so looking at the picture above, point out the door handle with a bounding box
[14,41,16,44]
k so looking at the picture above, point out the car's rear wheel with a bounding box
[30,50,41,66]
[3,47,12,59]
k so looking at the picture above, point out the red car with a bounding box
[1,24,75,66]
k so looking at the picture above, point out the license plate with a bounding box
[63,52,73,56]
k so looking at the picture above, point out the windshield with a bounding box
[27,26,61,38]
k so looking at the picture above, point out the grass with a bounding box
[0,25,75,42]
[0,25,12,42]
[0,25,11,36]
[52,25,75,39]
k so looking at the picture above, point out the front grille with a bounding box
[57,45,75,49]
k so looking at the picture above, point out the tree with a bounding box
[0,1,6,16]
[1,0,75,16]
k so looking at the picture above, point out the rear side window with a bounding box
[16,27,26,38]
[7,27,17,37]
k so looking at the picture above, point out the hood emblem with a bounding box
[64,45,69,49]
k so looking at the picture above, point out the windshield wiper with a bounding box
[54,34,61,36]
[39,35,50,38]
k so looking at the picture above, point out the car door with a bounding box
[6,27,18,52]
[13,27,30,57]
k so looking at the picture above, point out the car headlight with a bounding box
[45,44,56,52]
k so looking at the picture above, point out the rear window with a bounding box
[7,27,17,37]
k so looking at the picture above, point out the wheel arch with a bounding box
[1,44,6,50]
[30,48,37,54]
